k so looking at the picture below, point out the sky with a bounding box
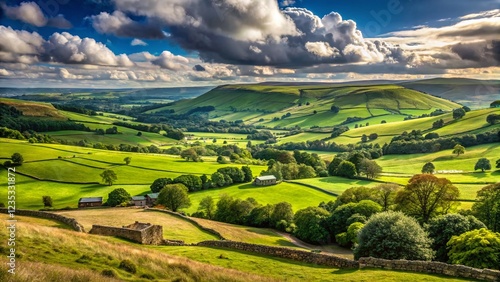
[0,0,499,88]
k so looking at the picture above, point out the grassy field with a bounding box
[183,182,336,214]
[291,177,381,195]
[0,218,476,281]
[56,208,218,243]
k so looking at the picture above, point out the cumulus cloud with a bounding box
[305,42,340,58]
[131,38,147,46]
[151,51,190,71]
[1,2,72,28]
[90,11,166,39]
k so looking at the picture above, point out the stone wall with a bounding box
[197,240,359,269]
[147,208,225,240]
[89,223,163,245]
[0,208,85,232]
[359,257,500,282]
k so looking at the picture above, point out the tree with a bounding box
[211,172,226,187]
[427,213,486,262]
[336,160,356,178]
[474,158,491,172]
[217,167,245,183]
[123,157,132,165]
[371,183,401,211]
[293,207,330,245]
[421,162,435,174]
[447,228,500,270]
[157,184,191,212]
[330,105,340,113]
[395,174,460,223]
[452,108,466,120]
[173,175,202,192]
[270,202,294,229]
[11,152,24,165]
[486,114,500,125]
[497,159,500,169]
[361,134,368,142]
[472,183,500,232]
[106,188,131,207]
[180,148,200,162]
[137,131,142,136]
[333,186,375,209]
[150,178,173,193]
[368,133,378,140]
[241,166,253,182]
[198,196,215,219]
[42,196,53,208]
[358,159,382,179]
[348,152,365,174]
[452,144,465,157]
[328,156,345,176]
[354,211,434,260]
[327,200,382,237]
[100,169,117,186]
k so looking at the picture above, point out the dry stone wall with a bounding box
[0,208,85,232]
[89,223,163,245]
[197,240,359,268]
[359,257,500,282]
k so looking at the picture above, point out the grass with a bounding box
[0,97,64,118]
[0,218,477,282]
[183,182,336,214]
[56,208,218,243]
[189,217,297,247]
[291,177,381,195]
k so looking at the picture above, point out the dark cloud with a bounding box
[1,2,72,29]
[451,40,500,67]
[90,11,166,39]
[193,64,206,71]
[47,15,73,29]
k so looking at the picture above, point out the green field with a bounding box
[291,177,381,195]
[183,182,336,214]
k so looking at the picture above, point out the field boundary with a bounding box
[284,180,339,196]
[0,208,85,232]
[146,208,225,240]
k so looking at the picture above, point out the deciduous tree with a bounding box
[158,184,191,212]
[447,228,500,270]
[395,174,459,223]
[472,183,500,232]
[198,196,215,219]
[106,188,131,207]
[100,169,117,186]
[421,162,435,174]
[474,158,491,172]
[42,196,53,208]
[293,207,330,245]
[123,157,132,165]
[452,144,465,157]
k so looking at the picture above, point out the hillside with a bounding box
[155,83,461,129]
[0,98,64,118]
[401,78,500,109]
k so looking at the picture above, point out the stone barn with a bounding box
[89,221,163,244]
[254,175,277,186]
[78,197,103,208]
[145,193,159,206]
[132,196,146,207]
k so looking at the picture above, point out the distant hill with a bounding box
[157,83,462,128]
[400,78,500,109]
[0,98,64,118]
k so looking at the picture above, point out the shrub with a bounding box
[140,273,155,280]
[447,228,500,270]
[119,259,137,273]
[106,188,131,207]
[354,211,434,260]
[293,207,330,245]
[101,269,116,277]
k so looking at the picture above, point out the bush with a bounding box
[140,273,155,280]
[447,228,500,270]
[293,207,330,245]
[427,213,486,262]
[354,211,434,260]
[119,259,137,273]
[101,269,116,277]
[106,188,131,207]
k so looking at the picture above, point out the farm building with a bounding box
[145,193,159,206]
[132,196,146,207]
[254,175,277,186]
[78,197,103,208]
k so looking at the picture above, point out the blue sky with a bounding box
[0,0,498,87]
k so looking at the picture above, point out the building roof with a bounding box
[132,196,146,201]
[256,175,276,181]
[79,197,103,203]
[146,193,159,199]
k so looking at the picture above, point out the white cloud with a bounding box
[151,51,190,71]
[305,42,340,58]
[1,2,72,28]
[131,39,147,46]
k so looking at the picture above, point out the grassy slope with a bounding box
[0,216,475,282]
[183,182,336,214]
[0,97,64,118]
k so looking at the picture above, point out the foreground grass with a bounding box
[1,216,476,281]
[56,208,218,243]
[0,218,273,282]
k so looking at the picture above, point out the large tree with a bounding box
[150,177,173,193]
[371,183,401,211]
[106,188,131,207]
[241,166,253,182]
[11,152,24,165]
[293,207,330,245]
[421,162,435,174]
[354,211,434,260]
[100,169,117,186]
[452,108,466,120]
[270,202,294,228]
[395,174,460,223]
[335,160,357,178]
[157,184,191,212]
[358,159,382,179]
[452,144,465,157]
[472,183,500,232]
[198,196,215,219]
[474,158,491,172]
